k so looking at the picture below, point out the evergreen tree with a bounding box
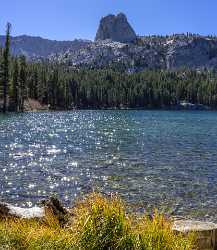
[1,23,11,113]
[10,58,19,111]
[0,49,4,108]
[19,56,27,112]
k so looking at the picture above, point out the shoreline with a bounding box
[2,107,217,113]
[0,195,216,250]
[1,98,215,113]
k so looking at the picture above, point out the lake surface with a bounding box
[0,111,217,221]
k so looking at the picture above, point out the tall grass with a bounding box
[0,193,195,250]
[71,193,135,250]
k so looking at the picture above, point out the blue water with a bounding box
[0,111,217,220]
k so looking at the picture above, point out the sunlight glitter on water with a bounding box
[0,111,217,221]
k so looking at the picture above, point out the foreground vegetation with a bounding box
[0,193,195,250]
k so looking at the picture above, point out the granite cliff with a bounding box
[50,34,217,72]
[95,13,137,43]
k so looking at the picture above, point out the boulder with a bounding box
[0,202,44,219]
[173,220,217,250]
[0,197,68,225]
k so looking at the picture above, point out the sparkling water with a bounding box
[0,111,217,221]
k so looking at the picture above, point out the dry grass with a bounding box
[0,193,195,250]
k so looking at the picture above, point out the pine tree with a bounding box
[19,56,27,112]
[2,23,11,113]
[11,58,19,111]
[38,67,47,104]
[0,48,4,109]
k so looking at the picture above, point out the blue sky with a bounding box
[0,0,216,41]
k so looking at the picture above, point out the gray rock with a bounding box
[49,34,217,72]
[95,13,137,43]
[0,202,44,219]
[0,197,68,222]
[49,39,165,70]
[165,36,217,69]
[173,220,217,250]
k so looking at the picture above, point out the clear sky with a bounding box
[0,0,216,41]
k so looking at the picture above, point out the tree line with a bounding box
[1,23,217,112]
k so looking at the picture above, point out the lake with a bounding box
[0,111,217,221]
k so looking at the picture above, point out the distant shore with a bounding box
[21,99,214,112]
[1,98,215,113]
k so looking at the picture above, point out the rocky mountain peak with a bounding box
[116,12,127,20]
[95,13,137,43]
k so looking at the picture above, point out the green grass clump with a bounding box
[135,212,195,250]
[0,193,195,250]
[71,193,135,249]
[0,218,76,250]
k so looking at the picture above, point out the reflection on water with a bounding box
[0,111,217,221]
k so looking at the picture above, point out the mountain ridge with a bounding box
[0,35,91,58]
[1,13,217,71]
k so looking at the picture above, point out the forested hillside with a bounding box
[1,23,217,112]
